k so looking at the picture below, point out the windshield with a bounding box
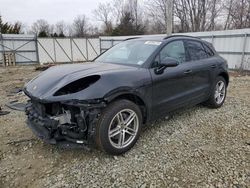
[95,40,161,65]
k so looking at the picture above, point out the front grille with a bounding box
[25,101,58,130]
[32,101,46,117]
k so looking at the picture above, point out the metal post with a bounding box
[53,38,57,62]
[99,38,102,54]
[35,34,40,64]
[240,33,247,71]
[12,37,16,65]
[211,35,214,45]
[86,38,89,61]
[37,40,55,63]
[72,39,87,61]
[54,38,72,62]
[111,39,114,47]
[0,34,5,66]
[87,39,99,56]
[70,38,73,62]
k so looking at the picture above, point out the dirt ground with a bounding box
[0,66,249,188]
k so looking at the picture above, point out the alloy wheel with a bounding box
[214,80,226,104]
[108,109,139,149]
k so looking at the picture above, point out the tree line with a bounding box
[1,0,250,37]
[0,16,22,34]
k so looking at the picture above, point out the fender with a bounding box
[103,86,146,104]
[103,86,152,123]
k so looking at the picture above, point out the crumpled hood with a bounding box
[24,62,134,100]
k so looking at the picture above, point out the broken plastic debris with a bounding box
[5,100,26,111]
[0,106,10,116]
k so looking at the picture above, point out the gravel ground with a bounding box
[0,66,249,188]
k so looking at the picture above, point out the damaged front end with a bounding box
[23,63,145,150]
[22,64,110,149]
[25,99,106,149]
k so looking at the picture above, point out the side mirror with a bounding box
[155,57,179,74]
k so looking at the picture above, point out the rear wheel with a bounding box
[205,76,227,108]
[95,100,142,155]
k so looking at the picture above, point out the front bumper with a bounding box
[27,119,90,149]
[25,100,104,149]
[27,119,56,144]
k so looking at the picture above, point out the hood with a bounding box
[24,62,137,101]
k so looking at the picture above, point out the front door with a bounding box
[150,40,194,118]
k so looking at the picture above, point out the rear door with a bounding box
[184,39,215,103]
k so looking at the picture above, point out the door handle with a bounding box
[184,70,192,74]
[211,64,216,68]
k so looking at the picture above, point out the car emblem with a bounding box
[33,85,37,90]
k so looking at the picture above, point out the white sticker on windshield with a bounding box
[145,41,162,45]
[137,60,144,65]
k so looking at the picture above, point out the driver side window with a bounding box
[153,40,186,67]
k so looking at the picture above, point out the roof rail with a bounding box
[163,35,200,40]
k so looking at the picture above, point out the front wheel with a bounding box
[205,76,227,108]
[95,100,142,155]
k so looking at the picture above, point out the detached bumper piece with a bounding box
[25,100,104,150]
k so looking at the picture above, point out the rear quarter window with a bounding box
[203,43,215,57]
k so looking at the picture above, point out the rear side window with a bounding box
[185,40,208,61]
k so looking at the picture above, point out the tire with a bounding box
[205,76,227,108]
[95,99,142,155]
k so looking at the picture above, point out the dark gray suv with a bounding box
[24,35,229,155]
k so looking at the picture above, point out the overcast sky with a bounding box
[0,0,110,26]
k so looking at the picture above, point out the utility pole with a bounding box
[166,0,173,36]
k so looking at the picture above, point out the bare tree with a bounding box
[208,0,217,30]
[223,0,233,29]
[106,0,146,35]
[175,0,207,32]
[31,19,51,36]
[174,0,190,32]
[55,21,67,36]
[126,0,140,27]
[93,2,113,34]
[224,0,250,29]
[146,0,169,33]
[88,25,100,37]
[72,15,88,37]
[173,0,223,32]
[112,0,127,23]
[206,0,224,31]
